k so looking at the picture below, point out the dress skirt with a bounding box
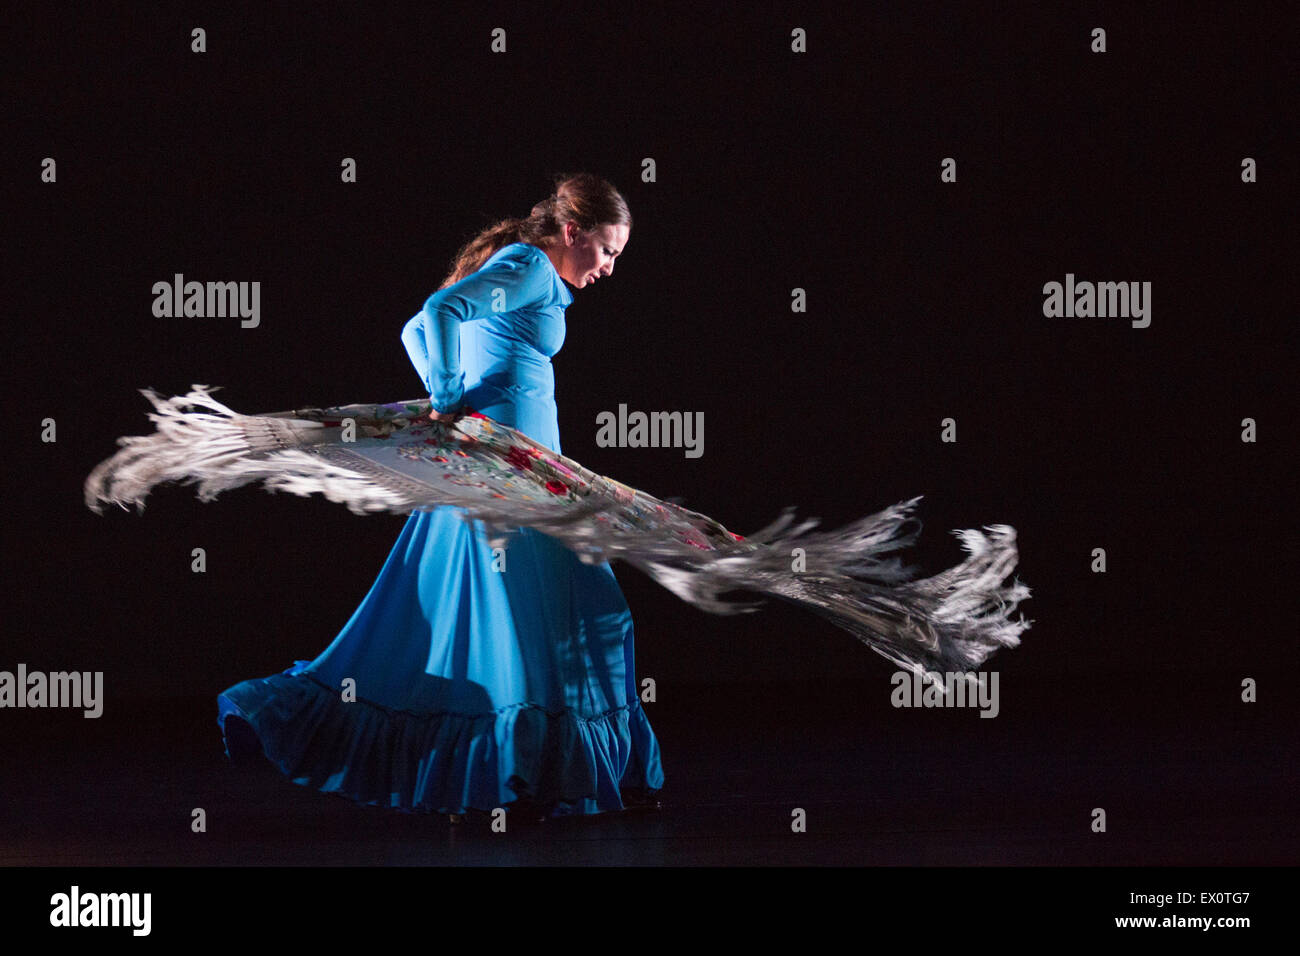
[218,504,665,817]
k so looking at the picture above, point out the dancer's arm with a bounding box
[401,246,553,414]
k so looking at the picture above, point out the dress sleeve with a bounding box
[401,246,554,413]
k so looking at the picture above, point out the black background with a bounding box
[3,0,1295,891]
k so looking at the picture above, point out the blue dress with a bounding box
[217,242,665,817]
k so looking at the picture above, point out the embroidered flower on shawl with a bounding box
[506,447,535,471]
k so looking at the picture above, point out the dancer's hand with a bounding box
[428,407,462,424]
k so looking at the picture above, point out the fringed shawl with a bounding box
[85,386,1032,685]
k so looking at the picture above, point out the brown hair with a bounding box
[436,172,632,290]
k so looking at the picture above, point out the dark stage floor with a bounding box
[2,675,1292,868]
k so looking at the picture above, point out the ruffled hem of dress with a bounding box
[217,661,664,818]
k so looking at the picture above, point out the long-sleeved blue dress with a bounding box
[217,242,665,817]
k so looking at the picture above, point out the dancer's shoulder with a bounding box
[489,242,546,267]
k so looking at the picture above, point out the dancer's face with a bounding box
[558,222,628,289]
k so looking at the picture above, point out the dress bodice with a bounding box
[401,242,574,452]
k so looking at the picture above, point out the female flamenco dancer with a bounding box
[217,172,663,823]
